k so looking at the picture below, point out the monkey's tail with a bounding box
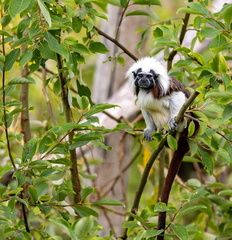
[157,118,199,240]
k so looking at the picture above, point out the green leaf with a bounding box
[1,15,12,27]
[171,223,189,240]
[73,217,94,239]
[22,138,40,162]
[0,166,13,178]
[81,186,95,200]
[217,148,230,164]
[8,0,31,18]
[89,41,109,54]
[38,41,57,60]
[5,49,20,71]
[177,205,207,218]
[15,195,29,208]
[167,135,177,151]
[144,229,164,238]
[120,0,127,7]
[84,103,119,118]
[72,17,82,33]
[28,186,38,204]
[76,96,90,110]
[47,158,72,166]
[190,188,209,200]
[103,0,121,7]
[200,27,222,38]
[188,121,195,137]
[69,132,100,150]
[71,43,89,55]
[76,80,92,104]
[74,205,98,217]
[13,170,29,187]
[19,49,33,68]
[44,31,69,60]
[154,202,168,212]
[218,190,232,196]
[93,199,125,207]
[218,54,227,73]
[50,218,77,240]
[126,10,151,17]
[133,0,161,6]
[117,56,125,66]
[37,0,52,27]
[192,52,205,65]
[199,148,214,174]
[8,77,35,85]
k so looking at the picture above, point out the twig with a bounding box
[57,52,82,204]
[93,26,138,61]
[42,68,57,125]
[167,0,193,71]
[119,132,127,205]
[1,25,16,169]
[115,0,131,39]
[101,143,142,197]
[185,113,232,144]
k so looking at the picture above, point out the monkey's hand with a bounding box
[144,126,156,142]
[168,117,178,131]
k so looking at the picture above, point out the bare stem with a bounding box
[57,53,82,204]
[1,26,16,169]
[93,26,138,61]
[167,0,193,70]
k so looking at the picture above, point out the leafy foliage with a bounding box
[0,0,232,239]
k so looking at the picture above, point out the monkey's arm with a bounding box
[141,109,156,142]
[168,92,187,131]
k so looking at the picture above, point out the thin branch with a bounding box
[185,113,232,144]
[57,52,82,204]
[93,26,138,61]
[167,0,193,71]
[1,27,16,169]
[115,0,131,39]
[42,68,57,125]
[101,142,142,197]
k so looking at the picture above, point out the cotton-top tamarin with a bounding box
[126,57,190,141]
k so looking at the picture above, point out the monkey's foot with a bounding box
[168,118,178,131]
[143,127,155,142]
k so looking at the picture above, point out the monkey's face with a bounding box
[133,68,159,90]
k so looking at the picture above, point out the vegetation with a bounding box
[0,0,232,239]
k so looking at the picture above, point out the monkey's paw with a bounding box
[168,118,178,131]
[143,127,155,142]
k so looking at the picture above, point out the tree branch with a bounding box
[57,53,82,204]
[122,89,200,239]
[93,26,138,61]
[167,0,193,71]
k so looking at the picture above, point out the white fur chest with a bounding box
[138,90,169,112]
[137,90,170,129]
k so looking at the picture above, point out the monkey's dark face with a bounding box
[133,68,159,90]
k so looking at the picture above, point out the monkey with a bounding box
[126,57,190,141]
[125,57,200,240]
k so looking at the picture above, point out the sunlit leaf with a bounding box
[171,223,189,240]
[8,0,31,18]
[37,0,52,27]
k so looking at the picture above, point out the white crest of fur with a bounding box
[126,57,170,95]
